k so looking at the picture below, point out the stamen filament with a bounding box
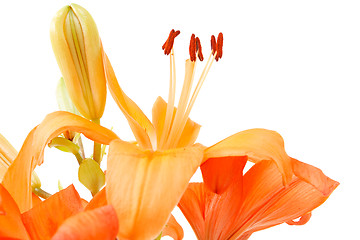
[162,60,196,149]
[159,49,176,149]
[168,52,216,148]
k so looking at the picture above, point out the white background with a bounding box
[0,0,358,239]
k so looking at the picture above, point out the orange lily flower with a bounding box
[1,110,183,239]
[179,157,339,239]
[0,184,118,240]
[100,29,334,240]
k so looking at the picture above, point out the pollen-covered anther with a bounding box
[189,34,196,62]
[211,35,217,55]
[162,29,180,55]
[215,32,223,61]
[196,37,204,61]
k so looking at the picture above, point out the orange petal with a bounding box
[291,158,339,196]
[0,133,17,181]
[85,187,107,211]
[106,139,204,240]
[152,97,201,149]
[286,212,312,225]
[200,156,247,194]
[162,214,184,240]
[32,193,42,207]
[231,160,338,238]
[178,183,207,240]
[0,184,30,240]
[103,51,156,149]
[179,180,244,240]
[51,205,118,240]
[204,128,293,186]
[22,185,83,240]
[1,111,119,213]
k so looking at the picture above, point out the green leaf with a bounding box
[78,158,105,196]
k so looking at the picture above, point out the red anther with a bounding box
[162,29,180,55]
[211,35,217,55]
[189,34,196,62]
[196,37,204,61]
[215,32,223,61]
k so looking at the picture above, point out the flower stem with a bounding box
[92,118,102,164]
[33,187,52,199]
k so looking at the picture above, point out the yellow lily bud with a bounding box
[50,4,106,120]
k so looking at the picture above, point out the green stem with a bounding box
[92,118,102,164]
[33,187,52,199]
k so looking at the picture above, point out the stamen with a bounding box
[215,32,223,61]
[189,34,196,62]
[196,37,204,61]
[211,35,217,55]
[162,29,180,55]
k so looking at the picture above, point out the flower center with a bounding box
[157,30,223,150]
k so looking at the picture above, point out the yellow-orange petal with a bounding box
[1,111,119,213]
[0,184,30,240]
[103,51,156,149]
[0,133,17,181]
[51,205,118,240]
[200,156,247,194]
[152,97,201,149]
[106,139,204,240]
[204,128,293,186]
[162,214,184,240]
[21,185,83,240]
[231,160,338,239]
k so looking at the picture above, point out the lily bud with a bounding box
[50,4,106,120]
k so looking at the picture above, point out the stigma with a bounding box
[158,30,223,150]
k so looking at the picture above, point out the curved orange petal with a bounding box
[204,128,293,186]
[2,111,119,212]
[179,178,245,240]
[200,156,247,194]
[85,187,107,211]
[0,133,17,181]
[0,184,30,240]
[152,97,201,149]
[103,51,156,149]
[106,139,204,240]
[291,158,339,196]
[162,214,184,240]
[21,185,83,240]
[51,205,118,240]
[178,183,207,240]
[230,160,338,239]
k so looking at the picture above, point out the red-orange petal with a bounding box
[0,184,30,240]
[0,133,17,181]
[291,158,339,196]
[230,160,338,239]
[106,139,204,240]
[204,128,293,187]
[51,205,118,240]
[1,111,119,213]
[178,183,207,240]
[21,185,83,240]
[85,187,107,211]
[162,214,184,240]
[200,156,247,194]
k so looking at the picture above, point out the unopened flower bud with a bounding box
[50,4,106,120]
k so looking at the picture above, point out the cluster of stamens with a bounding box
[157,29,223,150]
